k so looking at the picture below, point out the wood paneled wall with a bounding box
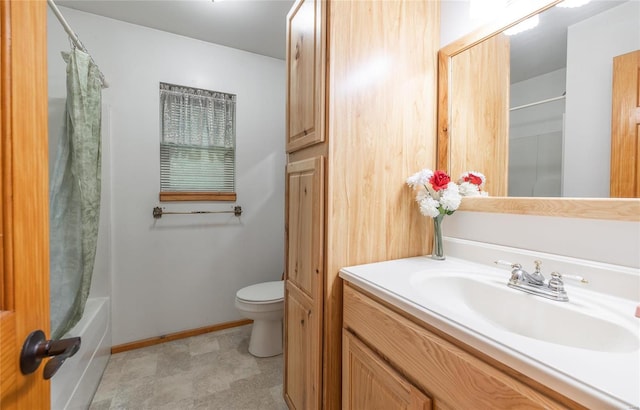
[324,1,439,407]
[447,34,510,196]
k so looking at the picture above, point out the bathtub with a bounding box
[51,297,111,410]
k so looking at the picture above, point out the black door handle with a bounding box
[20,330,81,379]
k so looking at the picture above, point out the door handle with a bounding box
[20,330,81,379]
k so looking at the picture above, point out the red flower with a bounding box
[463,173,483,186]
[429,170,450,191]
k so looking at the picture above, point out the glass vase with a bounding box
[431,214,445,260]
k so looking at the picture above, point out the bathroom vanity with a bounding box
[340,242,640,409]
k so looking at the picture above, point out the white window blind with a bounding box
[160,83,236,193]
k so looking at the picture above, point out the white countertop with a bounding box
[340,256,640,409]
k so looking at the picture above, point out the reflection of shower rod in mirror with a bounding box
[510,93,566,111]
[152,206,242,219]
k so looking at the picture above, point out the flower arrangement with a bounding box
[458,171,489,198]
[406,169,487,218]
[406,169,487,260]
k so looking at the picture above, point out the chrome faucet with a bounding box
[494,260,588,302]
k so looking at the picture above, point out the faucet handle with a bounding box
[534,260,542,273]
[548,272,565,292]
[495,260,527,284]
[494,260,521,269]
[559,273,589,284]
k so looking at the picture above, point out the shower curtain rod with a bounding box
[510,95,565,112]
[47,0,109,88]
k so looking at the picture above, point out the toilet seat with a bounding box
[236,281,284,304]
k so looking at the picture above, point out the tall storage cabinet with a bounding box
[284,1,440,408]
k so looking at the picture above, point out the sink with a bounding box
[341,255,640,408]
[411,274,640,353]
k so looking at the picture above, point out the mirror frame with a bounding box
[438,0,640,221]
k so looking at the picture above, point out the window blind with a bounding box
[160,83,236,193]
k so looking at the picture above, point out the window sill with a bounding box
[159,192,237,202]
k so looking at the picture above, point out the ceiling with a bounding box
[56,0,295,60]
[509,0,626,83]
[55,0,628,77]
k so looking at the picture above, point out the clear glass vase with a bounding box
[431,214,445,260]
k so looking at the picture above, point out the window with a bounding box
[159,82,236,201]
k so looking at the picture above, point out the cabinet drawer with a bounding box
[343,284,571,410]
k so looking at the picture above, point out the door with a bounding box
[0,1,51,409]
[284,282,321,410]
[285,0,325,152]
[610,50,640,198]
[342,331,431,410]
[284,156,324,409]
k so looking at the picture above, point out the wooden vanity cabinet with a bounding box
[284,0,440,408]
[343,283,583,410]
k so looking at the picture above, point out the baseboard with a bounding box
[111,319,253,354]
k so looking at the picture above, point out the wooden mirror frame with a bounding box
[437,0,640,221]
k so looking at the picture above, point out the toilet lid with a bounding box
[236,281,284,303]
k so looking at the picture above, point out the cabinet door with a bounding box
[284,282,321,410]
[285,156,324,300]
[286,0,325,152]
[343,331,432,410]
[344,285,572,409]
[284,156,324,409]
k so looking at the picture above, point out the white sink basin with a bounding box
[411,273,639,353]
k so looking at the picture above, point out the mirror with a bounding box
[438,0,640,220]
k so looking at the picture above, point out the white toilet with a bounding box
[235,280,284,357]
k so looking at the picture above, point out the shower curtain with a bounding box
[50,49,103,340]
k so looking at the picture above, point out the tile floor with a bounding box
[89,325,287,410]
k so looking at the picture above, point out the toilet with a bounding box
[235,280,284,357]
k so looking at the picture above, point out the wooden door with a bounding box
[285,157,324,299]
[284,156,324,409]
[285,0,325,153]
[610,50,640,198]
[0,1,51,409]
[342,331,432,410]
[284,283,321,410]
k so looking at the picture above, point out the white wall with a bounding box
[440,0,482,47]
[564,0,640,197]
[49,7,286,345]
[440,0,640,269]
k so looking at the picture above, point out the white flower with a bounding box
[406,169,433,188]
[418,196,440,218]
[440,182,461,211]
[458,181,481,196]
[415,189,429,203]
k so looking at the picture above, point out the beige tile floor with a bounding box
[89,325,287,410]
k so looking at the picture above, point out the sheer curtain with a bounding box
[159,83,236,192]
[49,49,103,340]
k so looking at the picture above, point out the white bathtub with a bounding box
[51,297,111,410]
